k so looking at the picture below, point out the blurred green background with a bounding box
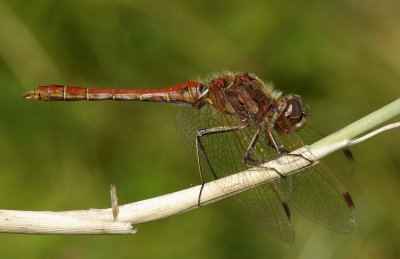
[0,0,399,258]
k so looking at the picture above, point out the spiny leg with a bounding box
[240,126,288,179]
[242,126,262,166]
[240,123,288,165]
[196,124,249,206]
[266,126,289,154]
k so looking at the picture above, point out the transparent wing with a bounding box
[176,104,295,243]
[275,129,356,233]
[176,104,355,240]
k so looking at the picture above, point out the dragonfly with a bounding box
[22,71,355,244]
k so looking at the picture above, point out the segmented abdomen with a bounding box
[23,81,204,104]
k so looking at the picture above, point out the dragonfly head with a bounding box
[274,95,309,135]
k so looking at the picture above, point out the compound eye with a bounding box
[274,95,308,135]
[284,97,303,121]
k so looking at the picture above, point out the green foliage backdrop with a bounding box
[0,0,399,258]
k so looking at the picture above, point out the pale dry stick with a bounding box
[110,185,119,221]
[0,99,398,234]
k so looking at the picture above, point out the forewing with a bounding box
[176,104,295,243]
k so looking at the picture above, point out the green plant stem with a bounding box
[310,98,400,151]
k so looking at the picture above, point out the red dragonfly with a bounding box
[23,72,355,243]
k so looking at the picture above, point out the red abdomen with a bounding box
[22,81,204,104]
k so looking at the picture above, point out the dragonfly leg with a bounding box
[242,126,262,166]
[196,124,250,206]
[266,125,314,173]
[242,124,287,163]
[242,126,288,178]
[265,127,289,154]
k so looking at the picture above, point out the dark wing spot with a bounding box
[343,192,355,209]
[282,201,291,220]
[342,149,354,162]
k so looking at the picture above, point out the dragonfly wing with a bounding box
[298,125,355,182]
[235,183,295,243]
[275,131,356,233]
[176,104,295,243]
[279,162,356,233]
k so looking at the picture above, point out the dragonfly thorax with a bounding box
[199,72,308,134]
